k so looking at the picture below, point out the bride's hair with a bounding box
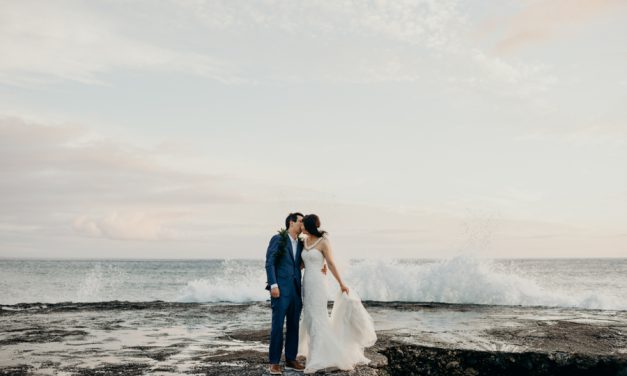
[303,214,327,238]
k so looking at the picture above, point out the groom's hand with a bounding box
[321,263,327,275]
[271,286,280,298]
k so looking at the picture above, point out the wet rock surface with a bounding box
[486,320,627,355]
[0,300,625,375]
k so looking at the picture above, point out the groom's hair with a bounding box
[285,212,304,229]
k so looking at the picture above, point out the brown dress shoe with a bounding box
[285,359,305,372]
[269,363,282,374]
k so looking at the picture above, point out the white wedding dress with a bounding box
[297,237,377,374]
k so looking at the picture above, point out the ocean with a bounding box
[1,256,626,310]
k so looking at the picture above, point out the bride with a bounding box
[297,214,377,374]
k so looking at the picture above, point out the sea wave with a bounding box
[176,255,626,310]
[2,257,624,309]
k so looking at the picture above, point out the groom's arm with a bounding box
[265,235,280,289]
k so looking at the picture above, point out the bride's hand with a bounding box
[340,285,349,295]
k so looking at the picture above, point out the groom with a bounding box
[265,212,306,374]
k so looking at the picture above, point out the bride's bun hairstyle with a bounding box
[303,214,327,238]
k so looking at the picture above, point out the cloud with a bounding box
[563,123,627,147]
[0,0,557,97]
[170,0,555,95]
[479,0,626,54]
[0,115,251,242]
[0,1,245,87]
[163,0,468,84]
[72,211,181,241]
[1,114,624,258]
[172,0,463,47]
[467,49,557,96]
[515,121,627,148]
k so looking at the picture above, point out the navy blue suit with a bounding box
[265,233,303,364]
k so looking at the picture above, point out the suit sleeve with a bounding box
[265,235,280,288]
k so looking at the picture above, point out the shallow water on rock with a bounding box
[1,301,625,375]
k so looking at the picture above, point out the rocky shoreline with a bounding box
[384,344,627,376]
[1,301,625,375]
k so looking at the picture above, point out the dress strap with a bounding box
[305,236,324,250]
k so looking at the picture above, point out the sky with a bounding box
[0,0,626,259]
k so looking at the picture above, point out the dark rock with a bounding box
[487,320,627,355]
[121,344,184,361]
[60,362,152,376]
[382,344,627,376]
[221,328,270,343]
[0,328,88,345]
[0,365,32,376]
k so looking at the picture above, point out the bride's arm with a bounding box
[321,239,349,294]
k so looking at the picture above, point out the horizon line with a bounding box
[1,256,625,261]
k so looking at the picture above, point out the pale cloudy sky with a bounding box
[1,0,626,259]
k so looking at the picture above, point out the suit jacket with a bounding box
[264,233,303,296]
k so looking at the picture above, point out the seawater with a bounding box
[1,256,625,310]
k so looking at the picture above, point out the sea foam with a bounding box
[176,255,625,310]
